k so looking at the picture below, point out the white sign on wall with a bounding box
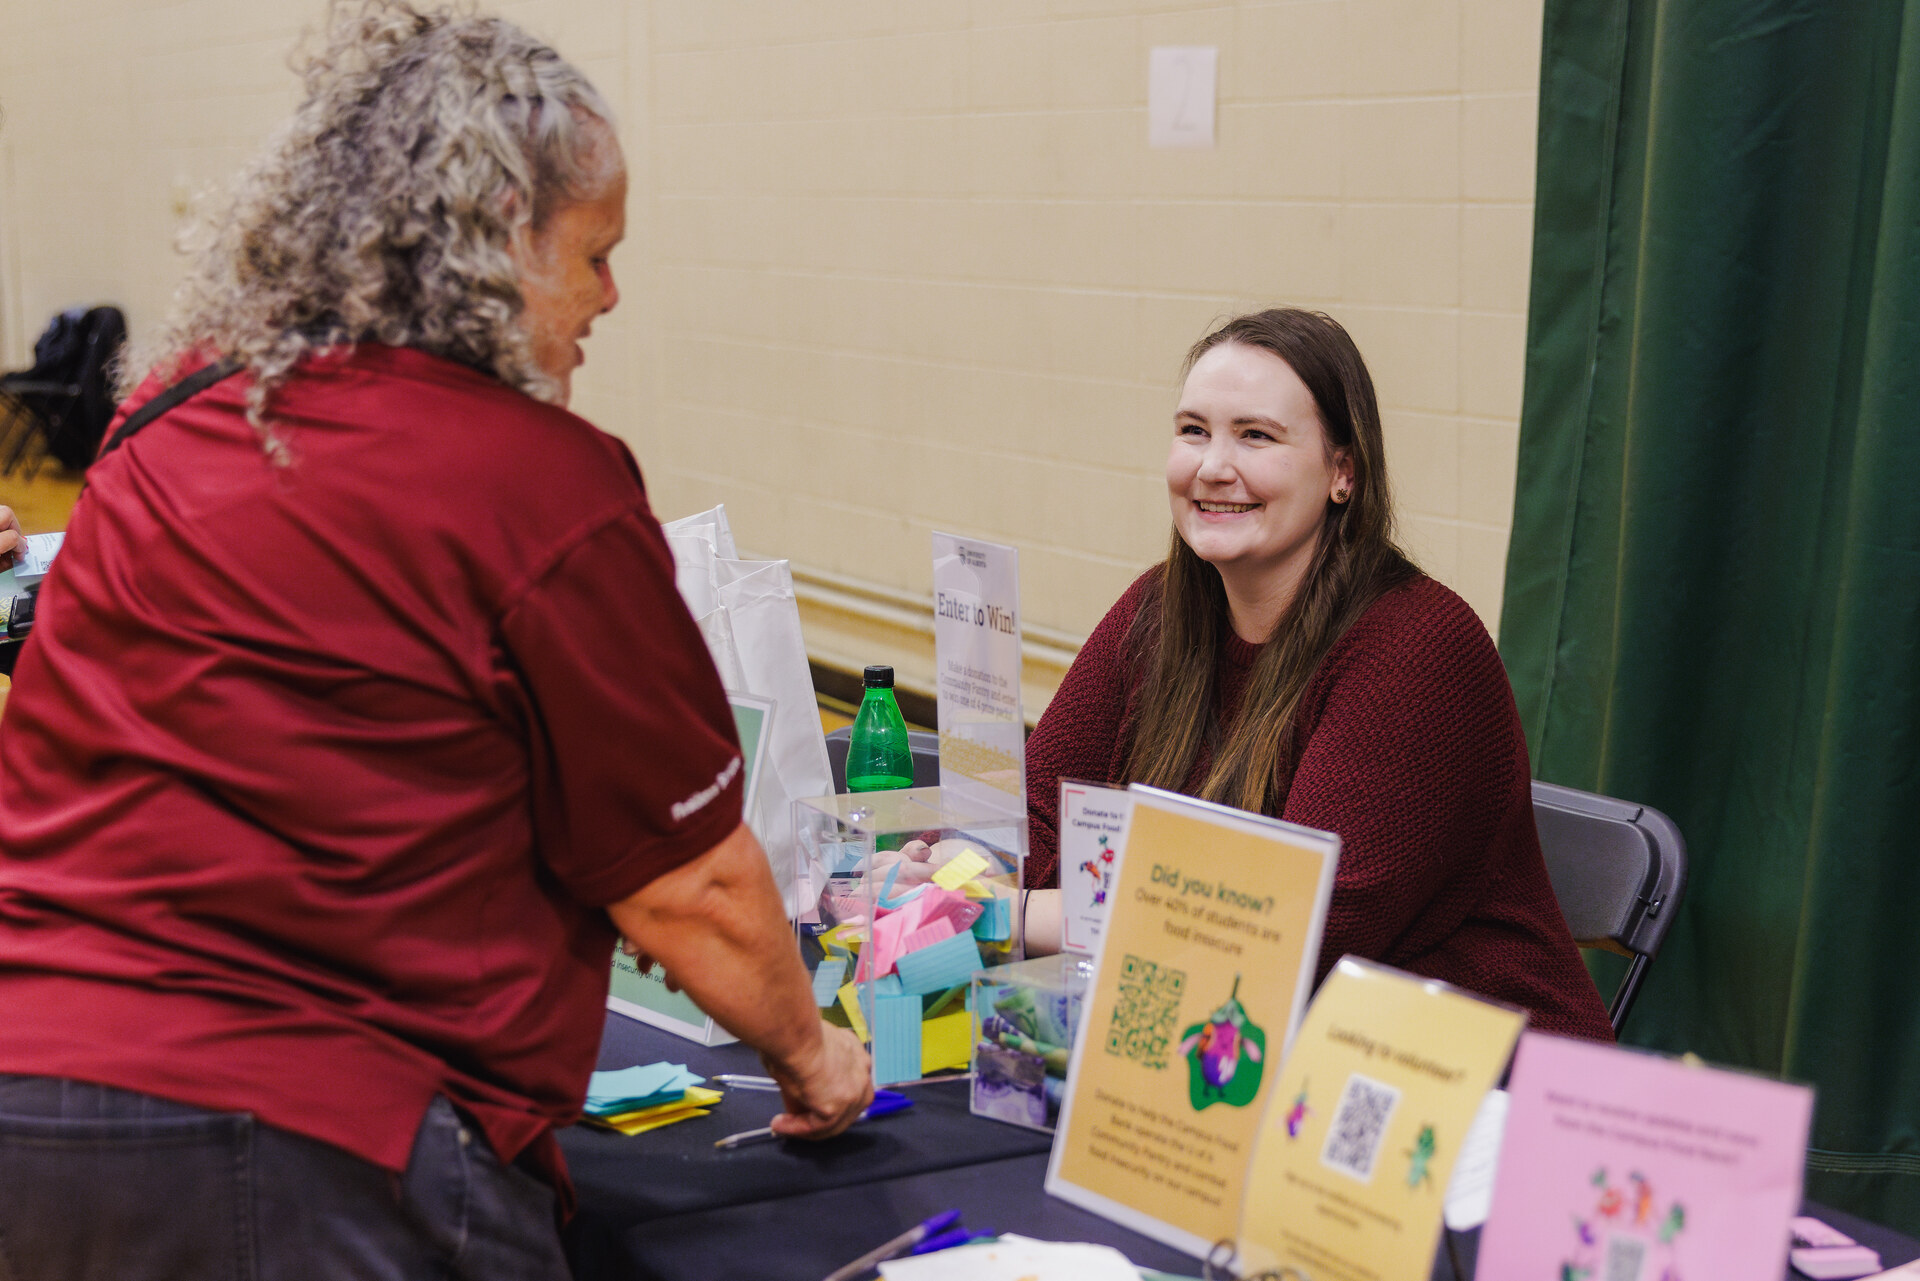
[1148,46,1217,149]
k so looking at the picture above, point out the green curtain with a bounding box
[1502,0,1920,1234]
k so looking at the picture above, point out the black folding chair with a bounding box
[0,305,127,478]
[1532,779,1689,1034]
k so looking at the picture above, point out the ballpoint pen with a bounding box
[909,1226,994,1255]
[819,1209,961,1281]
[712,1090,913,1149]
[713,1072,971,1091]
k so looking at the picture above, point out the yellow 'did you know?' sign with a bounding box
[1046,785,1339,1258]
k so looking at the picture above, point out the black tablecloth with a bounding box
[561,1013,1051,1224]
[561,1013,1202,1278]
[564,1013,1920,1281]
[570,1151,1208,1280]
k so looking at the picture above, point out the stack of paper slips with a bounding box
[583,1063,721,1136]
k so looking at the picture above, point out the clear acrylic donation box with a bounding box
[970,952,1090,1132]
[793,786,1026,1085]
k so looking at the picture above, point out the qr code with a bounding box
[1604,1235,1647,1281]
[1321,1073,1401,1182]
[1103,954,1186,1070]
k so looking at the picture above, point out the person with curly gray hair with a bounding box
[0,3,869,1275]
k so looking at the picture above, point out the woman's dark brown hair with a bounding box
[1125,308,1417,814]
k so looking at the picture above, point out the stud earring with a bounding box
[1333,487,1351,503]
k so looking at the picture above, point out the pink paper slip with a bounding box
[1478,1031,1813,1281]
[857,906,917,981]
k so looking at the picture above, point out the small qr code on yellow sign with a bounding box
[1104,954,1186,1070]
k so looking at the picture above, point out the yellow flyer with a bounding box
[1045,785,1339,1257]
[1236,958,1527,1280]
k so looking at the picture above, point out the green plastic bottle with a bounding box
[846,665,915,792]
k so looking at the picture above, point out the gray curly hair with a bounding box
[126,0,620,451]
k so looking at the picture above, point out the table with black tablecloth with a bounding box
[561,1012,1199,1279]
[562,1013,1920,1281]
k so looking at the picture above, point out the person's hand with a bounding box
[0,506,20,569]
[605,824,871,1139]
[763,1023,873,1141]
[871,839,939,889]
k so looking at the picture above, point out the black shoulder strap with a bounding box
[97,356,246,460]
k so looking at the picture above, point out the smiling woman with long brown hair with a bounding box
[1023,307,1613,1041]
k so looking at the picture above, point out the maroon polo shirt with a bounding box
[0,345,744,1188]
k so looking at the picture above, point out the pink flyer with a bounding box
[1478,1031,1813,1280]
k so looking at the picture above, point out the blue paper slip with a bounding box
[871,989,923,1084]
[970,896,1012,942]
[586,1062,703,1114]
[875,860,926,911]
[893,931,983,996]
[812,956,848,1006]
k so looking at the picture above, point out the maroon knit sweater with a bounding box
[1026,569,1614,1042]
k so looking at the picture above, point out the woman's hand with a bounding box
[871,839,938,889]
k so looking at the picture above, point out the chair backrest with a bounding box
[45,307,127,471]
[1532,779,1688,1032]
[1,305,128,474]
[823,724,942,792]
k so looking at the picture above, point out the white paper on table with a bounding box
[13,532,64,586]
[877,1234,1139,1281]
[1442,1087,1510,1232]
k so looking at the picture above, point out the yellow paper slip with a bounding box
[821,924,863,955]
[588,1085,725,1136]
[593,1106,712,1136]
[590,1086,724,1126]
[1236,958,1526,1281]
[921,1009,972,1072]
[931,849,989,891]
[837,981,870,1041]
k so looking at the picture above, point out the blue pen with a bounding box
[711,1089,913,1149]
[820,1209,962,1281]
[909,1226,994,1255]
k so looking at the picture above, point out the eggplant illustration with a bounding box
[1177,975,1267,1110]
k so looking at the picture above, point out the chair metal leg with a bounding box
[3,406,43,478]
[1609,954,1651,1034]
[0,398,29,477]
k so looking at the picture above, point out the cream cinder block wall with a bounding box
[0,0,1544,717]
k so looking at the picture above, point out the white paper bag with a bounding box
[662,504,735,618]
[662,507,832,916]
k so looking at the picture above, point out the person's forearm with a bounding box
[607,823,823,1077]
[1023,888,1063,956]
